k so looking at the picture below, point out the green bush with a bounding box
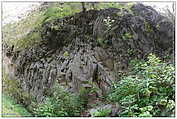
[33,83,84,117]
[97,2,134,10]
[43,4,80,22]
[91,109,112,117]
[108,54,175,117]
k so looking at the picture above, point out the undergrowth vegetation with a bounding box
[91,109,112,117]
[108,54,175,117]
[2,94,32,117]
[33,83,85,117]
[2,72,33,106]
[43,3,81,22]
[97,2,134,10]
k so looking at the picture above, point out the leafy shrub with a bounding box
[43,6,64,22]
[91,109,112,117]
[122,32,134,40]
[145,21,153,33]
[63,51,69,58]
[43,4,80,22]
[108,54,175,117]
[33,83,84,117]
[98,2,134,10]
[104,16,115,28]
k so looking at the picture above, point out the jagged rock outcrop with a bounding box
[5,3,174,112]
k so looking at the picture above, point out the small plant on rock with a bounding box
[104,16,115,29]
[33,83,84,117]
[91,109,112,117]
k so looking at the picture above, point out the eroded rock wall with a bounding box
[5,3,174,103]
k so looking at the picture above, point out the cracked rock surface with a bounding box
[5,4,174,114]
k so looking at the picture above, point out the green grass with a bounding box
[2,94,32,117]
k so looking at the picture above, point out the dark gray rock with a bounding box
[6,3,174,105]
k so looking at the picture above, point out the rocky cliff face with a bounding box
[5,4,174,104]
